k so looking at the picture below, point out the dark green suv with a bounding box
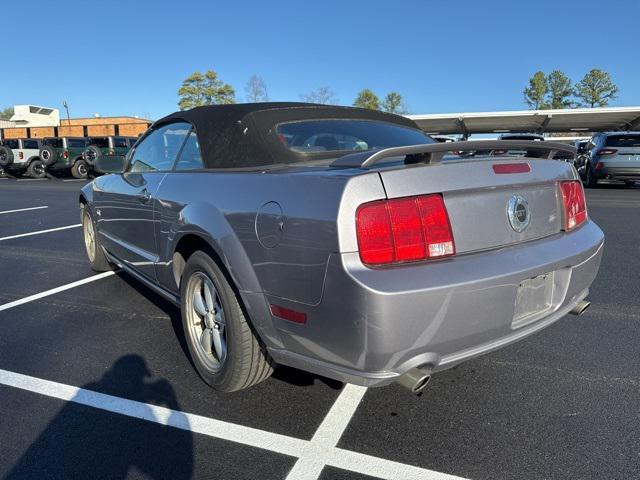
[82,136,137,170]
[40,137,92,178]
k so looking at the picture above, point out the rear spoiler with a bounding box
[330,140,576,169]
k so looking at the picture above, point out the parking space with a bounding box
[0,181,638,479]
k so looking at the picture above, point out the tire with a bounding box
[83,145,101,166]
[180,251,273,392]
[27,160,46,179]
[585,165,598,188]
[0,146,14,167]
[71,160,88,179]
[39,146,56,166]
[81,205,111,272]
[624,181,636,188]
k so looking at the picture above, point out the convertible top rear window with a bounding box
[276,120,432,156]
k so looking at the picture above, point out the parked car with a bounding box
[40,137,91,178]
[582,132,640,187]
[573,139,589,176]
[83,136,137,168]
[80,103,604,393]
[498,133,545,141]
[0,138,46,178]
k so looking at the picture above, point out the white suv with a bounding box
[0,138,46,178]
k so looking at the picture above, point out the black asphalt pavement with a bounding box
[0,179,637,480]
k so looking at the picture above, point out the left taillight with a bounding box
[560,180,587,231]
[356,194,455,266]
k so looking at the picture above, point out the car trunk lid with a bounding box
[377,157,574,254]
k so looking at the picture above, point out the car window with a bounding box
[5,139,19,149]
[23,140,39,149]
[68,138,88,148]
[276,120,432,157]
[43,138,63,148]
[604,135,640,147]
[113,137,128,148]
[174,129,203,170]
[128,122,190,173]
[89,137,109,148]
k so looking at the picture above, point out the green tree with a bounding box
[574,68,619,107]
[0,107,14,120]
[382,92,407,114]
[523,71,549,109]
[245,74,268,102]
[353,89,380,110]
[546,70,574,109]
[300,86,338,105]
[177,70,235,110]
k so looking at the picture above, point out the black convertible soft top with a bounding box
[154,102,422,169]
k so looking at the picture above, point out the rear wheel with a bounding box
[81,205,111,271]
[180,251,273,392]
[27,160,46,179]
[585,165,598,188]
[71,160,88,179]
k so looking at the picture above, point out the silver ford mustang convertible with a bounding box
[80,103,604,393]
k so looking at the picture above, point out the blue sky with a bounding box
[2,0,638,120]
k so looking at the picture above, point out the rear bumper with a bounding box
[267,220,604,387]
[593,164,640,181]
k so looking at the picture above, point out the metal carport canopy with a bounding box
[407,106,640,135]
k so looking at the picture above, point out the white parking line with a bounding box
[0,206,48,215]
[0,368,466,480]
[286,384,367,479]
[0,224,81,242]
[0,271,115,312]
[16,178,47,182]
[62,179,87,182]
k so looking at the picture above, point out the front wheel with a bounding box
[180,251,273,392]
[71,160,88,179]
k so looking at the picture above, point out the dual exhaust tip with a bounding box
[396,300,592,394]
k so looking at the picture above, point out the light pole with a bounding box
[62,101,71,130]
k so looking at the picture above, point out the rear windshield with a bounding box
[275,120,432,156]
[43,138,63,148]
[605,135,640,147]
[89,137,109,148]
[68,138,89,148]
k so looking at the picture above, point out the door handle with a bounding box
[136,188,151,203]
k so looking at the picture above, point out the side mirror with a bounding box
[95,155,126,174]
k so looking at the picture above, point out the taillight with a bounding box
[356,194,455,266]
[19,152,23,160]
[595,162,603,170]
[560,181,587,231]
[596,148,617,156]
[63,151,69,159]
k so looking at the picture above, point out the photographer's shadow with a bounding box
[5,355,193,480]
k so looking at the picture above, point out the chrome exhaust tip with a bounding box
[396,367,431,394]
[570,300,591,316]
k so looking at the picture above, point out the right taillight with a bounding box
[63,151,69,159]
[560,180,587,231]
[356,194,455,266]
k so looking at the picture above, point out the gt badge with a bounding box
[507,195,530,232]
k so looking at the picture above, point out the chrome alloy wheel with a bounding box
[185,272,227,371]
[83,213,96,262]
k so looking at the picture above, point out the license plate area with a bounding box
[512,272,555,328]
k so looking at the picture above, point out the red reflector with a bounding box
[269,304,307,324]
[560,181,587,231]
[595,162,603,170]
[492,163,531,174]
[356,194,455,266]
